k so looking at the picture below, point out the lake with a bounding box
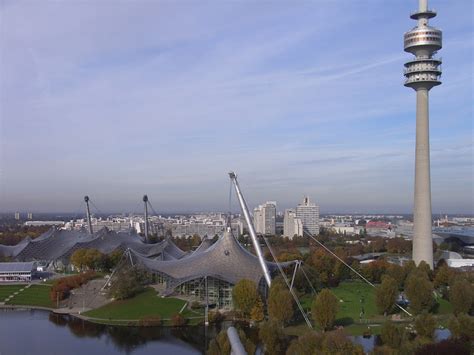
[0,309,208,354]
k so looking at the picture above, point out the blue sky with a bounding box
[0,0,472,214]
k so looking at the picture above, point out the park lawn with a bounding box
[297,281,378,331]
[85,288,189,320]
[435,298,453,315]
[6,285,54,308]
[331,281,377,326]
[0,285,25,301]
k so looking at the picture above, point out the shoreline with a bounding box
[0,304,205,327]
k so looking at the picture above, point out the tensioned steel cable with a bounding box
[303,230,412,317]
[300,265,317,295]
[147,200,160,216]
[89,200,103,216]
[86,249,129,308]
[261,235,313,328]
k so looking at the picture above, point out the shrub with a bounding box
[49,271,97,303]
[171,313,186,327]
[138,315,161,327]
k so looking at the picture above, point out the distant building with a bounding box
[14,212,20,220]
[0,262,37,282]
[296,196,319,236]
[331,224,358,235]
[24,221,65,227]
[27,213,33,220]
[283,209,303,239]
[253,202,276,235]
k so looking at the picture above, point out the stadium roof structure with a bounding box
[129,228,294,295]
[0,228,187,263]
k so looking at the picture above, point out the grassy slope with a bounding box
[331,281,377,325]
[0,285,24,301]
[84,288,193,320]
[300,281,377,325]
[5,285,54,308]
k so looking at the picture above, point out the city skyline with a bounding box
[1,1,472,214]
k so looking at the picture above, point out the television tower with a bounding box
[404,0,442,268]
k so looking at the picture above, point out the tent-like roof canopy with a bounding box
[130,228,294,294]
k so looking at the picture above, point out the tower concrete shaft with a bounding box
[404,0,442,269]
[413,89,433,267]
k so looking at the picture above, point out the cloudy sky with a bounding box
[0,0,472,214]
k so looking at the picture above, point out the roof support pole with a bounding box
[290,261,300,291]
[143,195,149,243]
[84,196,93,234]
[205,276,209,326]
[229,172,272,287]
[227,327,247,355]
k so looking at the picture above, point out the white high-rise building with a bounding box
[296,196,320,236]
[283,209,303,239]
[253,201,276,235]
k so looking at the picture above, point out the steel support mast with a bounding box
[229,172,272,287]
[143,195,149,243]
[84,195,93,234]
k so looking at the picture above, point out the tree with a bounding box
[414,313,436,340]
[376,275,398,315]
[309,249,338,286]
[322,330,364,354]
[83,249,104,270]
[380,321,405,349]
[259,321,286,355]
[312,288,339,331]
[232,279,260,316]
[208,328,255,355]
[109,267,143,300]
[70,249,87,271]
[361,259,390,283]
[405,271,434,314]
[449,278,474,315]
[434,265,455,298]
[170,313,186,327]
[286,331,324,355]
[447,313,474,341]
[107,249,124,269]
[267,282,294,324]
[250,297,264,322]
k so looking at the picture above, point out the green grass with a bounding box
[289,281,380,335]
[5,284,54,308]
[0,285,25,301]
[331,281,378,326]
[434,297,453,315]
[300,281,377,326]
[85,288,192,321]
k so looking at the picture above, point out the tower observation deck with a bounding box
[404,0,442,269]
[404,0,442,89]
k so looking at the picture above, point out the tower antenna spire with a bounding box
[404,0,442,269]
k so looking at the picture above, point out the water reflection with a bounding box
[48,312,209,353]
[0,309,204,354]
